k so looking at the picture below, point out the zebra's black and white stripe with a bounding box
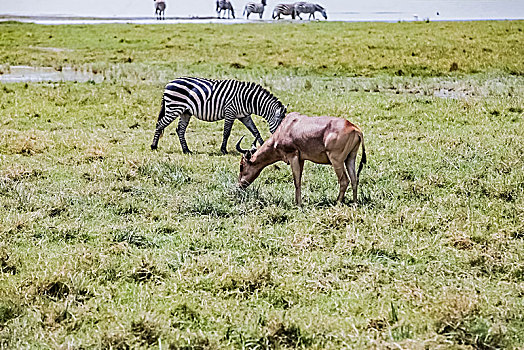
[244,0,266,19]
[216,0,235,18]
[272,3,296,19]
[151,77,286,154]
[294,2,327,20]
[154,0,166,20]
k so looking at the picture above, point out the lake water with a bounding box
[1,0,523,23]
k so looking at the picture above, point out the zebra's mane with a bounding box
[242,80,282,107]
[315,4,325,11]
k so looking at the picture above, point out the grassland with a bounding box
[0,20,523,349]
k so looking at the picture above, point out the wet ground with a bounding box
[0,66,104,83]
[0,65,496,100]
[0,15,249,25]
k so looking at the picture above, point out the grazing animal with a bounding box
[154,0,166,20]
[217,0,236,18]
[294,2,327,20]
[151,77,286,154]
[244,0,267,19]
[272,3,296,19]
[237,112,366,205]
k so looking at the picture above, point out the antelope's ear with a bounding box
[244,150,254,163]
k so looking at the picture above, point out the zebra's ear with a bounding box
[278,105,287,119]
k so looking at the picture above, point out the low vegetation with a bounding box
[0,20,523,348]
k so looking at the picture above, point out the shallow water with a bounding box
[0,66,104,83]
[1,0,523,23]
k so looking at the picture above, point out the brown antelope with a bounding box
[237,112,366,206]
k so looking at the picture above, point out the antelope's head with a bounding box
[236,136,260,189]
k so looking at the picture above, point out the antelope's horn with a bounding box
[236,136,248,154]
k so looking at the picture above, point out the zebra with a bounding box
[294,2,327,20]
[243,0,267,19]
[216,0,235,19]
[272,3,296,19]
[154,0,166,20]
[151,77,287,154]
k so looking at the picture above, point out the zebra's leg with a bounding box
[220,115,236,154]
[151,99,176,150]
[239,115,264,147]
[176,113,192,154]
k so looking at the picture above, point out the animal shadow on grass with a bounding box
[164,148,232,157]
[306,188,372,208]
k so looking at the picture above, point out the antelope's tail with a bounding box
[357,132,367,178]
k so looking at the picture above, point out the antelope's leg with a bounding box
[289,156,304,206]
[326,155,349,203]
[345,151,358,203]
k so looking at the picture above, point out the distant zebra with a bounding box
[272,3,296,19]
[294,2,327,20]
[244,0,267,19]
[216,0,235,18]
[154,0,166,20]
[151,78,286,154]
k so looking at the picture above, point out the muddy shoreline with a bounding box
[0,14,259,24]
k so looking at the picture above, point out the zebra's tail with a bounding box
[157,96,165,136]
[151,96,166,150]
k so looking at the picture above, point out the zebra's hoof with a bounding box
[220,148,228,155]
[151,144,158,150]
[183,149,192,154]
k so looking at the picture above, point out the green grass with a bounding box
[0,20,523,349]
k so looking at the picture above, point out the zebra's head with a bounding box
[273,104,287,128]
[316,4,327,19]
[246,83,286,133]
[265,100,286,133]
[261,0,267,6]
